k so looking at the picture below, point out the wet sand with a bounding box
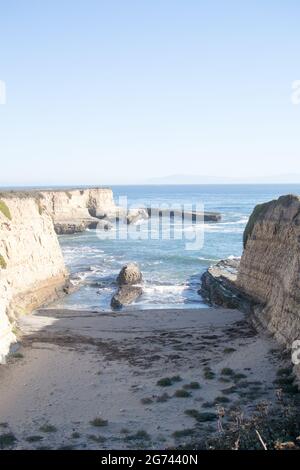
[0,307,284,449]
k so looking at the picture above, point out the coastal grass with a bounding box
[0,254,7,269]
[0,200,12,220]
[90,417,108,427]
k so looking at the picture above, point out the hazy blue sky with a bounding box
[0,0,299,185]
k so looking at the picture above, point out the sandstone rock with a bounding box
[126,208,149,225]
[0,194,68,362]
[54,221,86,235]
[111,286,143,309]
[200,258,255,311]
[117,263,143,286]
[237,194,300,347]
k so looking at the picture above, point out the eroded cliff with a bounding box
[201,194,300,354]
[0,194,67,361]
[237,195,300,346]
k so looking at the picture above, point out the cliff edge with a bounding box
[201,194,300,356]
[0,194,69,361]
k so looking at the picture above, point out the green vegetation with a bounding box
[88,434,106,443]
[183,381,201,390]
[277,367,294,377]
[234,373,248,381]
[185,409,216,422]
[172,428,196,439]
[202,402,214,408]
[25,435,43,443]
[141,397,153,405]
[90,417,108,427]
[120,428,130,434]
[37,200,44,215]
[221,367,235,376]
[223,348,236,354]
[214,396,230,404]
[156,375,182,387]
[203,366,215,380]
[156,392,171,402]
[0,254,7,269]
[124,430,150,441]
[39,424,57,433]
[0,199,12,220]
[0,433,17,449]
[170,375,182,382]
[11,352,23,359]
[174,389,191,398]
[202,399,300,450]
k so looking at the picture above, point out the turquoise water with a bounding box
[53,184,300,311]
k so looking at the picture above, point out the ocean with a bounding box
[51,184,300,311]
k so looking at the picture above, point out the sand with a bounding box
[0,307,285,450]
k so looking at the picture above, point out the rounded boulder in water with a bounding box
[117,263,143,286]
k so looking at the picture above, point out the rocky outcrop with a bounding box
[111,263,143,309]
[111,286,143,309]
[126,208,149,225]
[147,207,221,222]
[200,194,300,357]
[237,194,300,346]
[117,263,143,285]
[200,258,255,312]
[0,194,68,362]
[39,188,117,234]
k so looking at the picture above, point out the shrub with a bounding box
[90,417,108,427]
[0,255,7,269]
[183,381,201,390]
[0,200,12,220]
[174,389,191,398]
[221,368,235,376]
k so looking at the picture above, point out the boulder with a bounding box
[111,286,143,309]
[126,208,149,225]
[200,258,255,312]
[117,263,143,286]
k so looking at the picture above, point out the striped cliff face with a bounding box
[0,194,68,362]
[237,195,300,348]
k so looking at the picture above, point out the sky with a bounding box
[0,0,300,185]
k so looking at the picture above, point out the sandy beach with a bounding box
[0,306,287,450]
